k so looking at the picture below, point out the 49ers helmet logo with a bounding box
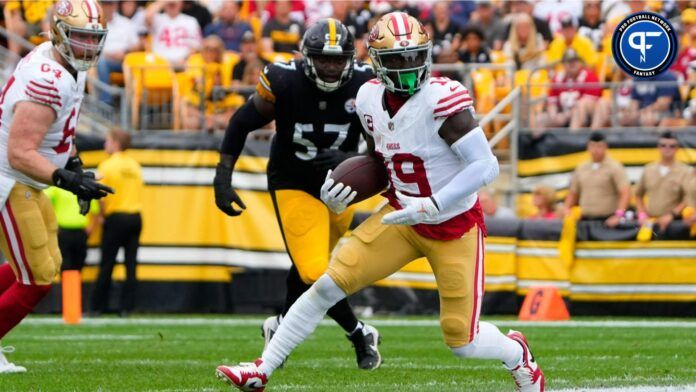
[368,25,380,42]
[55,0,73,17]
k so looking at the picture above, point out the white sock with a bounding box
[451,321,522,368]
[259,275,347,375]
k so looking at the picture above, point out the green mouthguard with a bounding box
[399,72,417,95]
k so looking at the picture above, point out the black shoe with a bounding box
[347,323,382,370]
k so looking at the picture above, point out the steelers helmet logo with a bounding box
[612,12,677,78]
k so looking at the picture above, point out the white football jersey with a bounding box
[0,42,86,198]
[356,76,478,224]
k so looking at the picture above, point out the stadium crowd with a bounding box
[1,0,696,229]
[3,0,696,132]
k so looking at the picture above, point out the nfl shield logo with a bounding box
[319,101,327,110]
[388,122,394,131]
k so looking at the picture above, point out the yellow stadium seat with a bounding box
[173,51,242,130]
[260,51,295,64]
[123,52,174,129]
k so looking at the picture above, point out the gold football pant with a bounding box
[327,205,485,347]
[271,189,355,284]
[0,184,61,285]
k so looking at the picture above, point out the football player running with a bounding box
[215,12,544,392]
[0,0,113,373]
[213,19,381,371]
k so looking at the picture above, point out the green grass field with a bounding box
[1,317,695,391]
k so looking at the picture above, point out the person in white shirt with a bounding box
[97,0,142,104]
[145,0,202,69]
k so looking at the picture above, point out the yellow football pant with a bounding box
[271,189,355,284]
[327,205,484,347]
[0,184,61,285]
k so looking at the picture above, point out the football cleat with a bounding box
[505,330,545,392]
[0,346,26,374]
[261,315,279,352]
[216,359,268,392]
[347,323,382,370]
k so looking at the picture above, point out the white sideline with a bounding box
[551,384,696,392]
[21,317,696,328]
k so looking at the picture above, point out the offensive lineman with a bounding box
[213,19,381,370]
[0,0,113,373]
[216,12,545,392]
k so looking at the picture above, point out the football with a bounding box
[331,155,389,204]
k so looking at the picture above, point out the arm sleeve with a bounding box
[219,98,273,157]
[635,169,647,198]
[612,163,630,189]
[431,127,499,211]
[569,170,580,194]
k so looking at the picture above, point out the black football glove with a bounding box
[312,149,357,172]
[64,156,92,215]
[52,168,114,201]
[213,160,246,216]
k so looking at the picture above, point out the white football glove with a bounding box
[382,191,440,225]
[320,170,357,214]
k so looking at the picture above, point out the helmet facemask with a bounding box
[300,18,356,92]
[53,20,107,72]
[369,42,432,96]
[303,51,354,92]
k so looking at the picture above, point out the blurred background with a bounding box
[1,0,695,318]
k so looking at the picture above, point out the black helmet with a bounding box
[300,18,355,92]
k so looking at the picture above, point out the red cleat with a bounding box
[506,330,545,392]
[216,358,268,391]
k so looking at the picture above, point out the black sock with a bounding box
[281,265,310,316]
[327,298,360,334]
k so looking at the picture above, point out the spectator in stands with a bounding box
[92,129,144,318]
[466,0,508,51]
[458,26,491,64]
[3,0,52,54]
[232,31,266,86]
[618,71,682,127]
[261,0,305,55]
[546,14,599,67]
[635,132,690,232]
[182,36,239,132]
[331,0,368,40]
[578,0,604,50]
[426,1,462,63]
[531,186,558,220]
[331,1,369,61]
[683,167,696,228]
[182,0,212,31]
[204,0,252,52]
[119,0,147,35]
[671,8,696,80]
[479,188,516,219]
[542,49,607,130]
[506,0,553,47]
[564,132,631,228]
[502,13,546,70]
[97,0,142,105]
[146,0,202,69]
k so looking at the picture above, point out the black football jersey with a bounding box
[256,59,373,198]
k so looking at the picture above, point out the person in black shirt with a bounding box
[214,19,381,371]
[261,0,305,54]
[458,25,491,63]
